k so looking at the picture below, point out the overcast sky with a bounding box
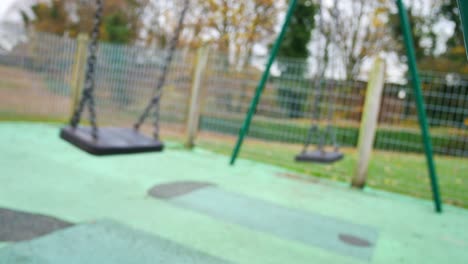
[0,0,36,23]
[0,0,15,17]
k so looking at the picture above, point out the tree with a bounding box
[322,0,394,80]
[389,0,468,74]
[29,0,145,44]
[278,1,315,58]
[276,0,316,118]
[233,0,279,68]
[139,0,172,48]
[424,0,467,73]
[30,1,69,35]
[162,0,281,111]
[389,7,427,60]
[181,0,280,65]
[387,0,468,125]
[438,0,464,50]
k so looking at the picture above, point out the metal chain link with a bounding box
[303,0,325,152]
[134,0,190,140]
[320,78,337,151]
[70,0,103,140]
[302,0,342,153]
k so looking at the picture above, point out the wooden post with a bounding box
[185,46,209,149]
[352,57,386,188]
[69,34,89,119]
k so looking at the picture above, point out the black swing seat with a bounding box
[295,150,344,164]
[60,126,164,156]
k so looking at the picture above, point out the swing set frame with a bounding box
[229,0,443,213]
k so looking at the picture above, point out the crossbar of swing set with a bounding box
[229,0,442,213]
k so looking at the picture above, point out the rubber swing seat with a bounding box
[295,150,344,164]
[60,126,164,156]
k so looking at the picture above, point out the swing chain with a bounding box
[70,0,103,139]
[134,0,190,139]
[302,0,325,152]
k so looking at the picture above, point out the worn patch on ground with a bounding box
[0,208,73,242]
[148,181,215,199]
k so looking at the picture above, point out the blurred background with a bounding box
[0,0,466,208]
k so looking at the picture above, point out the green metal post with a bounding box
[396,0,442,213]
[457,0,468,58]
[230,0,298,165]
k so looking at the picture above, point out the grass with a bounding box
[0,112,67,124]
[195,133,468,208]
[199,115,468,157]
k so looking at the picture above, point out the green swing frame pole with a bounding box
[396,0,442,213]
[230,0,298,165]
[457,0,468,58]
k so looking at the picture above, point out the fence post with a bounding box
[185,46,209,149]
[69,34,89,119]
[352,57,386,189]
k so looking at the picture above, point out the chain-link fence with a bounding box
[0,29,193,137]
[0,29,467,208]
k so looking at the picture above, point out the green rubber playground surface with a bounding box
[0,122,467,264]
